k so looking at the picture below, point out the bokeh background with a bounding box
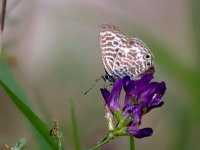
[1,0,200,149]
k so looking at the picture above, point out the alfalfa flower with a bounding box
[100,74,166,139]
[89,74,166,150]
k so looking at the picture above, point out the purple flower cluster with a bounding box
[101,74,166,139]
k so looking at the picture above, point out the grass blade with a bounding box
[0,58,58,149]
[70,100,80,150]
[129,136,135,150]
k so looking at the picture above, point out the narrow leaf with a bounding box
[70,100,80,150]
[0,59,58,149]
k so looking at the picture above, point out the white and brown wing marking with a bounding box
[99,24,155,82]
[99,24,128,78]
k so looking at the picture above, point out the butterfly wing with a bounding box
[99,24,154,81]
[99,24,128,78]
[113,37,154,80]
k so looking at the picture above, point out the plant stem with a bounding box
[129,136,135,150]
[0,0,7,54]
[88,133,114,150]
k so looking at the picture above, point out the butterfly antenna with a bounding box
[84,76,103,95]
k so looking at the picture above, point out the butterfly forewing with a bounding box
[99,24,154,83]
[99,24,128,77]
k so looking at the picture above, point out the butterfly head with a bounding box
[102,70,116,84]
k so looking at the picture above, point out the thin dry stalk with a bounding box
[0,0,7,54]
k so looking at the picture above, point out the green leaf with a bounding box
[70,100,81,150]
[129,136,135,150]
[0,58,58,149]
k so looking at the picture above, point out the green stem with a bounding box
[88,133,114,150]
[129,136,135,150]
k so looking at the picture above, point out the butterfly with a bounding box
[99,24,155,84]
[84,24,155,95]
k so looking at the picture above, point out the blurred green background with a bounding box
[0,0,200,149]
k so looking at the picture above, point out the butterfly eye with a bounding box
[104,74,109,80]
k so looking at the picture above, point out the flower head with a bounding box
[101,74,166,139]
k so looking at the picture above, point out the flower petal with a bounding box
[135,74,154,93]
[140,81,166,109]
[147,101,164,113]
[124,93,132,106]
[100,88,110,105]
[140,82,159,107]
[124,74,154,102]
[149,82,166,106]
[123,76,131,91]
[109,78,123,111]
[130,128,153,139]
[125,105,142,130]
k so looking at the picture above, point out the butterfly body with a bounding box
[99,24,155,83]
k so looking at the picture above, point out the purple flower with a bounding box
[128,128,153,139]
[100,74,166,139]
[101,78,123,112]
[123,74,166,114]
